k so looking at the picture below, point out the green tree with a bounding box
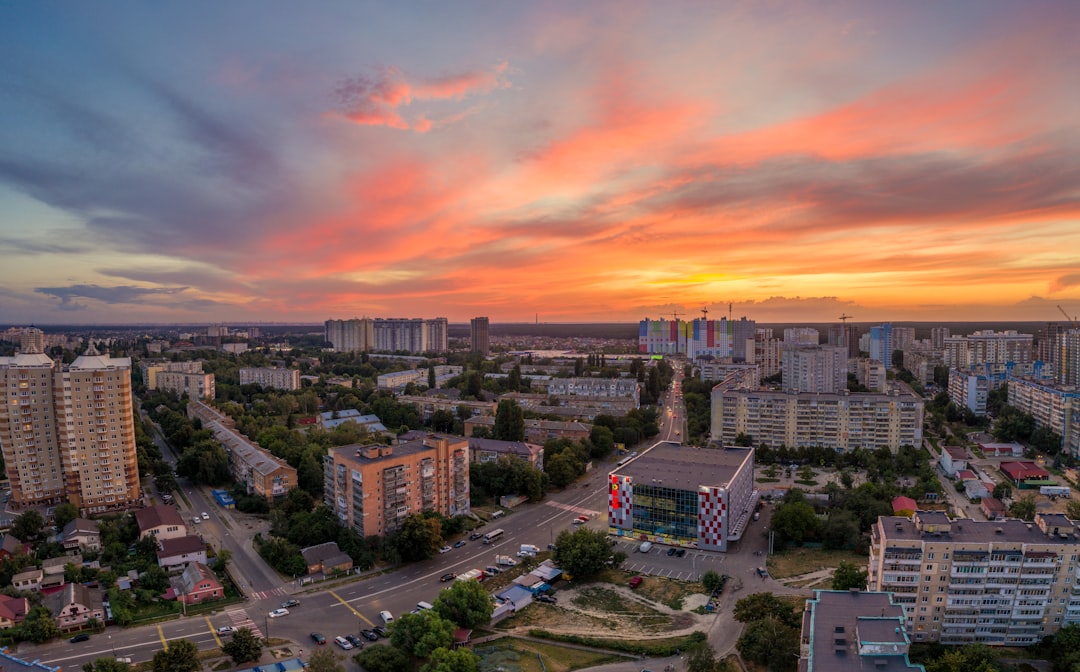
[354,645,412,672]
[397,514,443,562]
[431,409,455,433]
[434,579,494,628]
[685,642,720,672]
[22,605,61,643]
[307,648,345,672]
[493,400,525,441]
[924,644,998,672]
[422,647,480,672]
[389,610,456,658]
[737,616,799,672]
[12,510,46,542]
[1066,500,1080,521]
[992,482,1012,501]
[83,659,131,672]
[701,570,725,593]
[543,451,581,488]
[589,425,615,458]
[222,627,263,664]
[215,548,232,573]
[821,511,860,550]
[733,593,800,628]
[54,503,80,532]
[770,500,821,547]
[831,561,868,591]
[1050,623,1080,672]
[151,638,200,672]
[428,366,437,389]
[553,527,622,579]
[1008,494,1037,521]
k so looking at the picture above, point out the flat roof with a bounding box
[805,590,922,672]
[880,514,1077,545]
[613,444,752,491]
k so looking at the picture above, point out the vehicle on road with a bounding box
[482,528,505,544]
[416,601,434,612]
[439,545,452,554]
[756,567,768,578]
[517,550,535,558]
[345,634,363,648]
[192,517,200,524]
[70,634,90,643]
[572,517,585,525]
[379,610,394,623]
[440,572,457,582]
[361,629,379,641]
[201,512,210,520]
[495,555,517,566]
[268,608,289,618]
[536,594,557,604]
[334,636,353,650]
[310,632,326,645]
[216,626,236,635]
[281,599,300,608]
[469,532,483,541]
[453,540,467,548]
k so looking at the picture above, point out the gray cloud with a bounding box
[36,284,190,306]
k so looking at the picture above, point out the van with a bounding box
[416,601,434,612]
[379,610,394,624]
[638,542,653,553]
[492,510,506,519]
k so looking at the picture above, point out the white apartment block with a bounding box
[0,347,140,513]
[710,388,923,451]
[948,369,990,415]
[891,327,916,352]
[156,372,215,401]
[376,365,462,390]
[1007,377,1079,455]
[699,362,760,388]
[904,346,945,384]
[752,329,782,379]
[945,331,1034,374]
[783,328,819,345]
[869,511,1080,646]
[1057,330,1080,387]
[140,360,204,389]
[782,344,847,393]
[238,367,301,390]
[856,358,886,393]
[931,327,950,350]
[545,377,640,404]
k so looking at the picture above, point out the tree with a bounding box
[83,659,131,672]
[389,610,456,658]
[493,400,525,441]
[1050,623,1080,672]
[589,425,615,458]
[434,579,494,628]
[431,409,455,433]
[422,647,480,672]
[821,511,860,550]
[737,617,799,672]
[733,593,800,628]
[222,627,263,664]
[1008,494,1037,521]
[992,482,1012,501]
[22,605,61,643]
[553,527,622,579]
[354,645,412,672]
[307,648,345,672]
[770,500,821,547]
[701,570,725,593]
[924,644,998,672]
[428,366,437,390]
[215,548,232,573]
[152,638,200,672]
[1066,500,1080,521]
[397,514,443,562]
[12,510,46,542]
[685,642,720,672]
[54,503,80,532]
[831,561,868,591]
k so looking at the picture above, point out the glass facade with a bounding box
[631,484,699,540]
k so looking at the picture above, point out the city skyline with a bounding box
[2,2,1079,325]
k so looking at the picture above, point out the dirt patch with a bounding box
[766,548,866,580]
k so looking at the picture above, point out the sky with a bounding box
[1,1,1079,325]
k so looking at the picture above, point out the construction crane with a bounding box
[701,306,709,320]
[838,314,854,323]
[671,308,681,321]
[1059,305,1079,328]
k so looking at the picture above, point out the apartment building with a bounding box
[638,317,756,360]
[869,324,893,364]
[470,317,490,355]
[545,377,640,406]
[948,369,994,415]
[325,318,374,352]
[931,327,950,350]
[869,511,1080,645]
[0,346,140,513]
[1007,377,1079,455]
[467,437,544,470]
[828,323,861,359]
[753,329,782,378]
[376,365,462,390]
[904,346,945,385]
[1057,330,1080,387]
[187,401,296,501]
[799,590,925,672]
[783,327,819,345]
[608,444,756,552]
[323,434,469,537]
[710,388,924,452]
[140,360,204,389]
[944,331,1034,375]
[857,359,887,393]
[782,345,847,393]
[238,367,300,390]
[397,396,495,422]
[156,371,215,401]
[464,415,591,443]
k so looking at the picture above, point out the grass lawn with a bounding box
[766,548,867,580]
[477,637,624,672]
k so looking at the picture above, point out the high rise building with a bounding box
[324,318,374,352]
[827,323,860,359]
[372,318,426,352]
[781,344,847,393]
[891,326,916,352]
[425,317,449,354]
[471,317,490,355]
[752,328,782,378]
[326,317,449,354]
[638,317,756,360]
[1057,330,1080,387]
[931,326,950,350]
[0,346,140,513]
[783,327,819,345]
[869,323,893,364]
[20,328,44,355]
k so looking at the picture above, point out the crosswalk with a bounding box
[224,606,263,639]
[247,586,289,600]
[545,500,599,517]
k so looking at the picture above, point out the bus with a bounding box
[482,528,505,545]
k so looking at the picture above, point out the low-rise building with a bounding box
[171,562,223,605]
[317,409,387,433]
[0,533,28,560]
[999,461,1052,487]
[12,568,42,592]
[61,518,101,553]
[799,590,925,672]
[157,535,208,572]
[300,542,354,575]
[0,593,29,629]
[135,505,187,541]
[156,371,216,400]
[939,447,969,477]
[398,396,496,422]
[42,583,104,631]
[464,416,591,443]
[467,437,544,471]
[238,367,301,390]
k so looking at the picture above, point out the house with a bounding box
[981,497,1007,520]
[0,534,28,561]
[891,496,917,515]
[940,447,968,477]
[156,535,208,572]
[979,441,1024,457]
[0,594,29,629]
[170,562,224,605]
[300,542,353,575]
[61,518,101,553]
[41,583,105,631]
[1000,461,1052,487]
[135,505,187,541]
[12,568,43,592]
[41,556,79,590]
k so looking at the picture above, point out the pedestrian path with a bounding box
[545,500,600,517]
[225,606,263,639]
[248,586,289,600]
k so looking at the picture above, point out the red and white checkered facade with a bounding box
[608,474,632,527]
[698,486,728,551]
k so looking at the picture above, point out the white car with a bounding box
[268,608,289,618]
[201,512,210,520]
[216,626,235,635]
[379,610,394,624]
[439,545,452,554]
[192,517,200,525]
[334,636,353,650]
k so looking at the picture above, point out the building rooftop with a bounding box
[330,433,466,465]
[880,511,1078,545]
[157,535,207,559]
[468,437,543,458]
[134,504,185,533]
[803,590,923,672]
[613,443,753,492]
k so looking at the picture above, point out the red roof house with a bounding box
[891,496,917,514]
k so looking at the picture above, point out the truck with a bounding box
[495,555,518,566]
[1040,486,1072,498]
[456,569,484,582]
[520,544,540,554]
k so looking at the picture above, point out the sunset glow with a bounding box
[1,2,1079,323]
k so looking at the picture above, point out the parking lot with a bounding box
[614,539,724,582]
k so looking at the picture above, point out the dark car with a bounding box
[373,626,390,638]
[667,547,677,556]
[361,629,380,641]
[310,632,326,645]
[676,548,686,557]
[70,634,90,643]
[345,634,364,648]
[440,572,457,582]
[453,540,467,548]
[468,532,483,541]
[281,599,300,608]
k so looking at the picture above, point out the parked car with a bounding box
[192,517,201,525]
[667,547,677,556]
[345,634,363,648]
[373,626,390,638]
[485,566,501,575]
[629,576,643,589]
[334,636,353,650]
[439,545,452,554]
[281,599,300,608]
[70,634,90,643]
[201,512,210,520]
[310,632,326,645]
[453,540,467,548]
[216,626,236,635]
[440,572,457,582]
[379,610,394,623]
[361,629,379,641]
[268,608,289,618]
[676,548,686,557]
